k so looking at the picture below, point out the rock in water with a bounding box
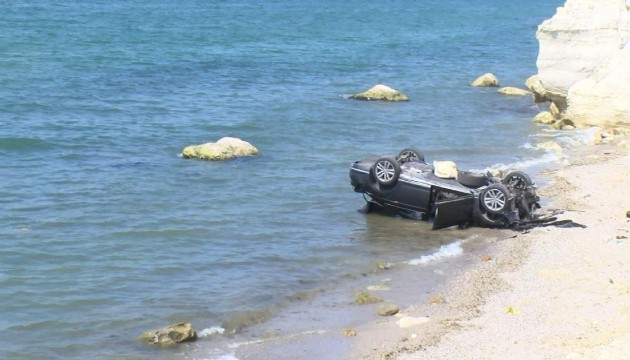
[536,0,630,127]
[376,303,400,316]
[182,137,258,161]
[138,322,197,345]
[533,111,556,124]
[350,84,409,101]
[537,141,563,152]
[470,73,499,87]
[525,74,550,102]
[498,87,530,96]
[354,292,382,305]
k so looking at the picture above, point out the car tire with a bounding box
[371,157,401,186]
[457,170,487,188]
[397,147,425,164]
[502,171,532,190]
[480,184,510,214]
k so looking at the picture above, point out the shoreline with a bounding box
[182,130,630,360]
[345,135,630,359]
[190,131,630,360]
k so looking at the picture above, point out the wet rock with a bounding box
[182,137,258,161]
[525,74,550,102]
[471,73,499,87]
[552,119,576,130]
[550,102,561,119]
[498,87,530,96]
[397,316,430,328]
[376,303,400,316]
[533,111,556,124]
[377,261,392,270]
[428,295,445,304]
[341,328,357,337]
[354,292,382,305]
[537,141,563,152]
[138,322,197,345]
[350,84,409,101]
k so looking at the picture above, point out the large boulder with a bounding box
[535,0,630,127]
[470,73,499,87]
[350,84,409,101]
[138,322,197,345]
[182,137,259,161]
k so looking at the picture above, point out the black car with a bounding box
[349,148,540,230]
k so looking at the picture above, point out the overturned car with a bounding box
[349,148,540,230]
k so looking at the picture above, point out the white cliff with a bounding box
[535,0,630,127]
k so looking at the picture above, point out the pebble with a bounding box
[428,295,445,304]
[376,303,400,316]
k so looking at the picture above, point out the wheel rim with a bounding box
[483,188,506,211]
[375,160,396,182]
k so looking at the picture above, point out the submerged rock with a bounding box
[182,137,259,161]
[536,0,630,127]
[350,84,409,101]
[138,322,197,345]
[498,87,530,96]
[354,292,382,305]
[470,73,499,87]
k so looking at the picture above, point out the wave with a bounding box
[407,240,464,265]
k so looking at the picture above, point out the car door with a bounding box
[432,195,474,230]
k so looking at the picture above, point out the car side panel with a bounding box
[386,180,432,212]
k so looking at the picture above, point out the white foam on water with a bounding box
[215,355,240,360]
[193,347,240,360]
[407,241,464,265]
[198,326,225,337]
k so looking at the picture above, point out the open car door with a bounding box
[432,195,474,230]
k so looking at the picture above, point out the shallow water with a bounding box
[1,1,568,359]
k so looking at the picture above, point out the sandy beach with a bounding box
[345,134,630,360]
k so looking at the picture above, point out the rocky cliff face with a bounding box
[536,0,630,127]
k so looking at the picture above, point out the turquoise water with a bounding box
[1,1,563,359]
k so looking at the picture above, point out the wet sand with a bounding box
[346,136,630,359]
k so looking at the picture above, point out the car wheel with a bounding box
[480,184,510,214]
[397,147,425,164]
[457,170,488,188]
[371,157,400,186]
[502,171,532,190]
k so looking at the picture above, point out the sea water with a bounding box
[1,1,568,359]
